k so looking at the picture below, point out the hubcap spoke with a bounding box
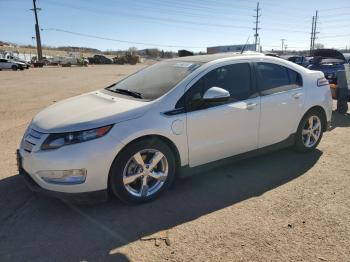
[308,117,314,128]
[140,176,149,197]
[311,132,318,141]
[148,152,164,171]
[306,134,311,146]
[133,152,145,166]
[149,171,167,182]
[302,129,309,135]
[123,173,143,185]
[312,122,320,131]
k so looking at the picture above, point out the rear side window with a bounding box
[288,68,303,86]
[256,62,302,95]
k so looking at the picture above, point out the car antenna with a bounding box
[241,36,250,54]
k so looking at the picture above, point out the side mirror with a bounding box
[203,87,230,103]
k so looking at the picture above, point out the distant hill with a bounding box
[54,46,102,53]
[0,41,10,46]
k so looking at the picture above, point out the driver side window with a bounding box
[184,63,254,112]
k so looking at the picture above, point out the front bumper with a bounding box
[17,150,108,202]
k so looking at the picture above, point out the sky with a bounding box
[1,0,350,52]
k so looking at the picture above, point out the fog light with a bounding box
[37,169,87,185]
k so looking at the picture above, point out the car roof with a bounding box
[171,52,264,63]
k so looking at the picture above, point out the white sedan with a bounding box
[0,58,25,71]
[18,53,332,203]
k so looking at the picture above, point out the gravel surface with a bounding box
[0,65,349,262]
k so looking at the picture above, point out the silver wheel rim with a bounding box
[122,149,168,198]
[302,115,321,148]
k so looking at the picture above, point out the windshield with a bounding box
[107,60,202,100]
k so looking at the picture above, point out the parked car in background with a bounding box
[5,55,30,69]
[88,55,113,64]
[0,58,26,71]
[18,53,332,204]
[308,49,346,85]
[282,55,312,67]
[343,53,350,64]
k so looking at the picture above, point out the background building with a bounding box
[207,44,256,54]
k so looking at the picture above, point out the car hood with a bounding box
[312,49,346,61]
[31,90,151,133]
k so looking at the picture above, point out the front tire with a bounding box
[109,138,176,204]
[11,65,18,71]
[294,110,324,152]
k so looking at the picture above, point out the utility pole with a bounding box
[281,39,286,54]
[253,2,261,52]
[31,0,43,61]
[310,16,315,54]
[312,10,318,51]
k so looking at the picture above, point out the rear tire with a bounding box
[337,101,348,114]
[109,138,176,204]
[294,109,324,152]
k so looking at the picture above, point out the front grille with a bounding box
[22,128,44,153]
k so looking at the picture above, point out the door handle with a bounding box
[246,102,257,110]
[292,92,303,99]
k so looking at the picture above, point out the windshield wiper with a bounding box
[109,88,143,99]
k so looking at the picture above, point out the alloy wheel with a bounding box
[302,115,322,148]
[122,149,168,198]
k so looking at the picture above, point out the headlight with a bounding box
[41,125,113,150]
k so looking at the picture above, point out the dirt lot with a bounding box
[0,65,349,262]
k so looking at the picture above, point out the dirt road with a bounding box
[0,65,349,262]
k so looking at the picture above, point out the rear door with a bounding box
[255,62,304,148]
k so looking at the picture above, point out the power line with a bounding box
[42,28,207,49]
[318,33,350,39]
[42,0,310,34]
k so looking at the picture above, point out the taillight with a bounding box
[317,77,329,86]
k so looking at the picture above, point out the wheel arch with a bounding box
[123,134,182,168]
[302,105,328,131]
[107,134,182,189]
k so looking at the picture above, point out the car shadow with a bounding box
[0,148,322,262]
[329,109,350,130]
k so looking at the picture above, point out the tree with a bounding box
[314,43,325,49]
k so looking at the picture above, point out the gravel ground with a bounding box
[0,65,349,262]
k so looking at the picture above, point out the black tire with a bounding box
[109,138,176,204]
[337,101,348,114]
[11,65,18,71]
[294,109,324,152]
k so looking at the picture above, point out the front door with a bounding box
[185,62,260,167]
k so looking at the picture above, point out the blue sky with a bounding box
[1,0,350,52]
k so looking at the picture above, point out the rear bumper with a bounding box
[17,150,108,203]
